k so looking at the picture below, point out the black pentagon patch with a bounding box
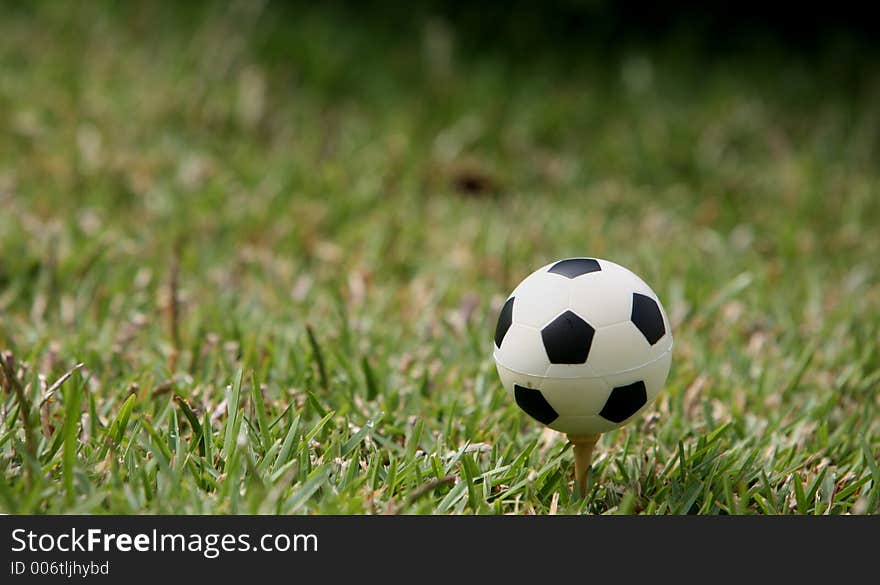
[541,310,595,364]
[631,293,665,345]
[514,384,559,425]
[494,297,515,348]
[547,258,601,279]
[599,380,647,423]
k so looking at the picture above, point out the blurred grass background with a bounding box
[0,1,878,514]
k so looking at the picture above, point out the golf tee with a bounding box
[568,433,600,498]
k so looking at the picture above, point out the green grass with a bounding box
[1,2,879,514]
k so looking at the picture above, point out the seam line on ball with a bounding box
[493,343,673,379]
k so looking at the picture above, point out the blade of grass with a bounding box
[306,324,328,390]
[793,473,807,513]
[1,352,37,483]
[341,416,379,458]
[272,413,301,472]
[303,410,336,445]
[62,374,83,507]
[250,369,271,450]
[285,466,331,513]
[223,368,245,463]
[174,394,204,455]
[140,418,173,468]
[361,356,379,400]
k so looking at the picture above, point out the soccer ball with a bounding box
[493,258,673,436]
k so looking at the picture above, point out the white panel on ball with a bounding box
[586,322,656,377]
[495,363,551,398]
[510,271,572,329]
[539,375,612,417]
[493,323,550,377]
[568,270,634,328]
[597,259,659,299]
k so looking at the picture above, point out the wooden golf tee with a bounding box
[568,433,600,498]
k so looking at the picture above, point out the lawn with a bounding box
[1,2,879,514]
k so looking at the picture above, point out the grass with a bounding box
[1,2,879,514]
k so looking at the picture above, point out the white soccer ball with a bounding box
[493,258,673,436]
